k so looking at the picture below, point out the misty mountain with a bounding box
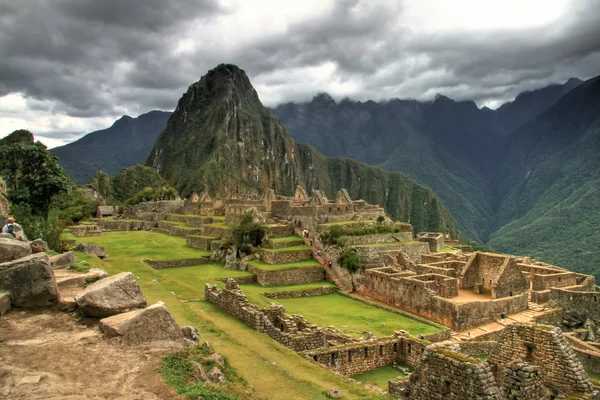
[51,110,171,184]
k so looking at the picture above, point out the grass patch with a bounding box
[69,261,91,272]
[269,236,304,243]
[354,241,421,247]
[259,245,311,253]
[272,293,441,337]
[439,246,459,253]
[159,345,246,400]
[351,366,405,389]
[247,259,321,271]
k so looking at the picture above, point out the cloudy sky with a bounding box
[1,0,599,148]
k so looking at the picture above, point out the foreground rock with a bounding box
[0,238,32,263]
[75,272,146,317]
[0,290,10,314]
[76,243,106,259]
[30,239,49,253]
[99,302,188,348]
[0,253,58,307]
[49,251,77,269]
[55,268,108,288]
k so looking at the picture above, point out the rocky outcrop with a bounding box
[0,238,32,263]
[49,251,77,269]
[0,253,58,307]
[75,272,146,317]
[76,243,106,259]
[99,302,188,348]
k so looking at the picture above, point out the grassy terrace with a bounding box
[439,246,460,253]
[351,366,406,389]
[188,234,220,239]
[354,241,421,247]
[259,245,311,253]
[247,259,321,271]
[321,219,376,227]
[206,222,233,229]
[269,236,304,243]
[161,220,203,230]
[72,231,380,399]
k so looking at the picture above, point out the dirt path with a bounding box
[0,309,179,400]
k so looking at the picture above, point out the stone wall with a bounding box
[354,242,430,266]
[205,280,328,352]
[531,272,578,291]
[202,225,233,239]
[263,286,337,299]
[248,265,325,287]
[303,335,428,376]
[565,334,600,375]
[257,248,312,265]
[488,323,594,395]
[97,219,156,231]
[145,257,211,269]
[262,238,304,249]
[451,341,498,359]
[186,235,216,250]
[453,293,529,331]
[398,346,500,400]
[156,221,203,237]
[550,287,600,324]
[266,224,294,238]
[340,233,413,246]
[215,275,257,285]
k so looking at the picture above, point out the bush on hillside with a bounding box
[339,249,363,273]
[125,186,178,206]
[232,212,266,249]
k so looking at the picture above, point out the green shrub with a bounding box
[339,249,363,273]
[376,215,385,224]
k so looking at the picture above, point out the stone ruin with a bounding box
[391,323,598,399]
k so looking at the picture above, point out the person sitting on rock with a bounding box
[2,216,23,240]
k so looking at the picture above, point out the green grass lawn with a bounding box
[161,220,203,230]
[271,293,441,337]
[259,245,311,252]
[439,246,459,253]
[351,366,405,389]
[354,241,421,247]
[207,222,233,229]
[321,219,376,227]
[75,231,211,260]
[269,236,304,243]
[188,234,220,239]
[69,231,379,399]
[238,282,336,306]
[247,259,321,271]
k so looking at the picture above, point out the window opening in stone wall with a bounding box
[524,342,536,363]
[348,350,352,362]
[443,380,451,395]
[364,348,368,358]
[408,343,412,354]
[489,279,492,285]
[393,343,398,353]
[313,355,318,362]
[331,352,337,365]
[559,277,561,282]
[379,345,383,356]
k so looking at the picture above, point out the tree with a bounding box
[339,249,363,273]
[0,132,70,217]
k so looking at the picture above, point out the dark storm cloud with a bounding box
[1,0,600,134]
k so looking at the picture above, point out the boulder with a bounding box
[203,352,225,367]
[55,268,108,288]
[207,367,226,383]
[328,388,343,398]
[181,326,200,343]
[0,290,10,314]
[0,233,15,240]
[76,243,106,259]
[0,237,32,263]
[30,239,49,253]
[49,251,77,269]
[99,302,186,348]
[75,272,146,317]
[0,253,58,307]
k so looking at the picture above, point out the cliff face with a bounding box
[147,64,461,237]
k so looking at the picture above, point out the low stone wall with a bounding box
[550,287,600,325]
[205,280,328,352]
[186,216,215,227]
[354,242,430,266]
[262,238,304,249]
[339,233,413,246]
[157,221,203,237]
[123,200,185,219]
[303,335,426,376]
[565,334,600,375]
[145,257,211,269]
[453,293,529,331]
[452,341,497,358]
[186,235,216,250]
[263,286,337,299]
[203,225,233,239]
[257,248,312,265]
[215,275,257,285]
[531,289,551,304]
[98,219,156,231]
[266,224,294,238]
[534,308,563,325]
[249,265,325,287]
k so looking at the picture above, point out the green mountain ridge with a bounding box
[146,64,460,237]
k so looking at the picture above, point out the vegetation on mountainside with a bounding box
[0,130,70,244]
[124,185,178,206]
[51,110,171,184]
[146,64,461,239]
[111,165,173,203]
[87,171,112,200]
[52,185,100,223]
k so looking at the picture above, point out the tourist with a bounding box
[323,260,328,267]
[419,334,424,340]
[317,249,321,257]
[328,260,332,268]
[2,217,22,240]
[500,312,506,323]
[310,239,313,247]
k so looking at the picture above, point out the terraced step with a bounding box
[54,268,108,288]
[166,213,218,227]
[157,220,204,237]
[203,222,233,239]
[264,224,294,238]
[186,234,220,250]
[257,245,313,265]
[353,241,430,265]
[247,260,325,287]
[263,235,305,249]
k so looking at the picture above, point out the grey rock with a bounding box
[181,326,200,343]
[0,237,32,263]
[328,387,343,398]
[99,302,186,348]
[30,238,49,253]
[75,272,146,317]
[207,367,226,383]
[0,253,58,307]
[49,251,77,269]
[76,243,106,259]
[0,290,10,314]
